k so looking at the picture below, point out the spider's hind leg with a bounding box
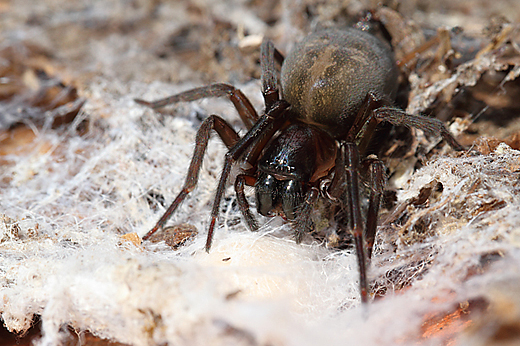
[135,83,259,130]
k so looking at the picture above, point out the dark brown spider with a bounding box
[135,28,463,304]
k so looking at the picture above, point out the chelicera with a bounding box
[135,28,463,303]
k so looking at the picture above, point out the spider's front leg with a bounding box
[143,115,241,240]
[361,158,385,259]
[327,142,370,304]
[342,143,369,304]
[203,38,289,251]
[204,100,290,251]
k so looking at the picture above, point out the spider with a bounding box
[135,28,463,304]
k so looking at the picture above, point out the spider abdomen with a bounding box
[281,28,398,139]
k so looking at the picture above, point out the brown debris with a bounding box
[146,223,198,249]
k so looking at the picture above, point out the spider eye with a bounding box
[281,179,304,221]
[255,173,278,217]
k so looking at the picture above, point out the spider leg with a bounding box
[225,42,287,234]
[203,39,289,251]
[361,158,385,259]
[373,106,464,150]
[274,47,285,66]
[143,115,241,240]
[135,83,259,130]
[348,91,464,152]
[260,40,280,110]
[205,100,290,251]
[234,174,259,232]
[342,142,369,304]
[346,91,385,143]
[347,91,386,155]
[328,142,369,304]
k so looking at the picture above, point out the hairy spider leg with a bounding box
[142,115,241,240]
[135,83,259,130]
[226,39,289,235]
[203,38,293,250]
[205,100,290,251]
[373,106,464,151]
[338,143,369,303]
[234,174,259,231]
[362,158,385,259]
[326,90,463,304]
[260,40,281,110]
